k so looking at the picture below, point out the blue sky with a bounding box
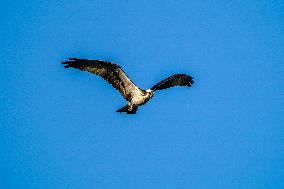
[1,0,283,188]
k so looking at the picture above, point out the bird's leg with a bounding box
[126,103,138,114]
[128,102,133,111]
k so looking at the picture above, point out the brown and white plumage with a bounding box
[62,58,194,114]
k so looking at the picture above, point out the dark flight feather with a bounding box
[151,74,194,91]
[61,58,141,101]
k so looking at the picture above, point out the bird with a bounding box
[62,58,194,114]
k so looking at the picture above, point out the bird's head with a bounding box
[146,89,154,99]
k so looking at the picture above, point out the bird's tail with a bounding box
[116,104,138,114]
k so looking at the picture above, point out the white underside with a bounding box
[131,90,154,105]
[118,70,153,105]
[131,98,145,105]
[131,95,146,105]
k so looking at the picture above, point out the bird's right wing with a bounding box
[151,74,194,91]
[62,58,142,101]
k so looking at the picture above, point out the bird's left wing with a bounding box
[151,74,194,91]
[62,58,142,101]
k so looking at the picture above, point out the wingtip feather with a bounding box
[187,76,194,87]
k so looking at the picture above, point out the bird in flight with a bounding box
[62,58,194,114]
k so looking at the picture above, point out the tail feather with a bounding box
[116,104,138,114]
[116,105,129,113]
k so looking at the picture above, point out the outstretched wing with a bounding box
[151,74,194,91]
[62,58,142,101]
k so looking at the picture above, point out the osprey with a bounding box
[62,58,194,114]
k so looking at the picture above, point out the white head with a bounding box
[146,89,154,98]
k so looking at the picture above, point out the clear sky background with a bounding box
[1,0,283,188]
